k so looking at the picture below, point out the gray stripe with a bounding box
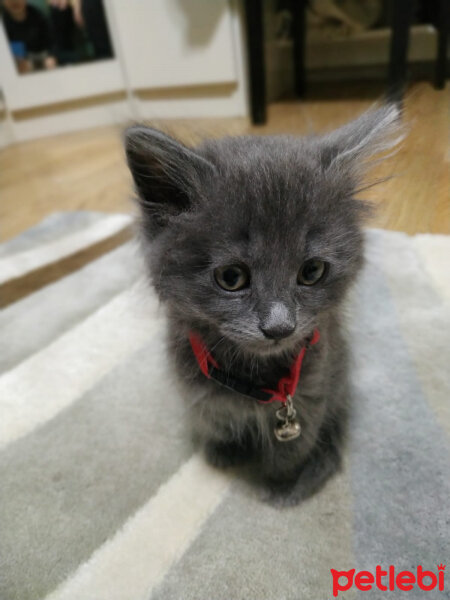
[0,242,141,373]
[0,341,193,600]
[347,233,450,591]
[372,228,450,436]
[0,212,110,257]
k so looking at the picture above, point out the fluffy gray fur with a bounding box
[124,105,402,506]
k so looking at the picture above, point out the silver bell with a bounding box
[274,419,301,442]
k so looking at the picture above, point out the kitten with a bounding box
[124,105,402,506]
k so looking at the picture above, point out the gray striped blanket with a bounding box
[1,212,449,600]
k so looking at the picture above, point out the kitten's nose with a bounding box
[260,323,296,340]
[260,302,296,340]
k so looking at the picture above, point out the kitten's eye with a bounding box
[214,265,249,291]
[297,259,327,286]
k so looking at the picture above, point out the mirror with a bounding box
[0,0,114,74]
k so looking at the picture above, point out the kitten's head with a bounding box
[125,105,402,356]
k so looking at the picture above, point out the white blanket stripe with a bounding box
[0,214,132,284]
[0,284,159,449]
[413,234,450,303]
[44,454,232,600]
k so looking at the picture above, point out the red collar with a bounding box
[188,329,320,404]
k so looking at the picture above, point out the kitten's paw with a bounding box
[262,479,304,508]
[204,440,251,469]
[262,449,342,507]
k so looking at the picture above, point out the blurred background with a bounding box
[0,0,449,245]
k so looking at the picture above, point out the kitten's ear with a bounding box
[319,104,404,173]
[124,126,215,227]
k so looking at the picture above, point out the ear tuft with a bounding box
[319,104,405,173]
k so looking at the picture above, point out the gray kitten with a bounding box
[124,105,402,506]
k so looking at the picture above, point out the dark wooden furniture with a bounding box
[435,0,450,88]
[244,0,449,124]
[244,0,267,124]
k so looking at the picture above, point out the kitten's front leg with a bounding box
[263,416,345,507]
[195,399,257,469]
[204,432,255,469]
[205,440,251,469]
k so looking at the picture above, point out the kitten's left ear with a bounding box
[318,104,404,173]
[124,125,216,229]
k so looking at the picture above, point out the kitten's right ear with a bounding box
[124,126,215,228]
[318,104,405,174]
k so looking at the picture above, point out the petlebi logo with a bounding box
[330,564,446,597]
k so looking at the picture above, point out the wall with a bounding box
[0,0,248,143]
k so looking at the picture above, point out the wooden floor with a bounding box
[1,81,448,241]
